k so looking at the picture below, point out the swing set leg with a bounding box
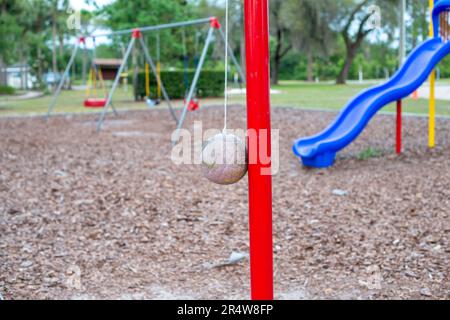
[217,27,246,84]
[110,102,118,116]
[46,42,80,120]
[172,26,215,145]
[138,36,178,125]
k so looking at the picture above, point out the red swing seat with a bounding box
[84,98,107,108]
[186,99,200,111]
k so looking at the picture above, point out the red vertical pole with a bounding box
[396,100,402,154]
[244,0,273,300]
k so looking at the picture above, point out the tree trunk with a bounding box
[24,63,28,89]
[132,46,139,101]
[82,46,87,85]
[59,33,64,57]
[336,50,355,84]
[37,46,43,87]
[68,58,74,90]
[52,13,58,77]
[272,55,280,85]
[240,34,246,82]
[0,56,6,86]
[271,29,283,85]
[60,34,66,89]
[239,7,246,81]
[307,48,314,82]
[18,47,24,89]
[335,0,374,85]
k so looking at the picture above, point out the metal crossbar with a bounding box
[83,18,213,39]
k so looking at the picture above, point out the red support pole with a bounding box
[244,0,273,300]
[396,100,402,154]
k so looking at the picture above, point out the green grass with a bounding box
[1,80,450,117]
[357,147,384,161]
[270,80,450,116]
[0,88,149,116]
[271,81,369,109]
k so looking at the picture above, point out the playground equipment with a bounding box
[244,0,273,300]
[84,67,107,108]
[181,29,200,111]
[169,19,246,143]
[46,6,272,301]
[145,34,161,107]
[293,0,450,168]
[201,1,248,186]
[45,17,245,134]
[199,0,272,300]
[144,62,154,107]
[84,38,107,108]
[201,133,248,185]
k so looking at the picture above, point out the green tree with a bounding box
[28,0,53,87]
[284,0,336,82]
[408,0,429,50]
[101,0,195,64]
[193,0,245,75]
[47,0,69,75]
[333,0,398,84]
[0,0,25,85]
[101,0,192,34]
[101,0,194,97]
[269,0,291,85]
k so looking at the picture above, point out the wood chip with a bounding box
[1,108,449,299]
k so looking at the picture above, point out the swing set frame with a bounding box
[45,17,245,134]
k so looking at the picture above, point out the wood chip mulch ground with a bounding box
[0,105,449,300]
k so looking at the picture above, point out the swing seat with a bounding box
[84,98,107,108]
[186,99,200,111]
[146,98,156,107]
[146,98,161,107]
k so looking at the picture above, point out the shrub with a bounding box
[357,147,384,161]
[0,85,15,95]
[131,70,225,100]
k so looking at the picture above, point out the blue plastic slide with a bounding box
[293,0,450,168]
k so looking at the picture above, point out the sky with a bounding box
[70,0,114,11]
[68,0,403,54]
[68,0,115,48]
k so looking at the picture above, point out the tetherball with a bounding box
[201,133,248,185]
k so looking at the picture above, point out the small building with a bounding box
[4,64,35,89]
[93,59,123,81]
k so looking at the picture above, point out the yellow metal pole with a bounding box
[145,63,150,98]
[429,72,436,148]
[93,68,97,97]
[156,62,161,99]
[85,68,93,98]
[98,68,107,97]
[429,0,436,148]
